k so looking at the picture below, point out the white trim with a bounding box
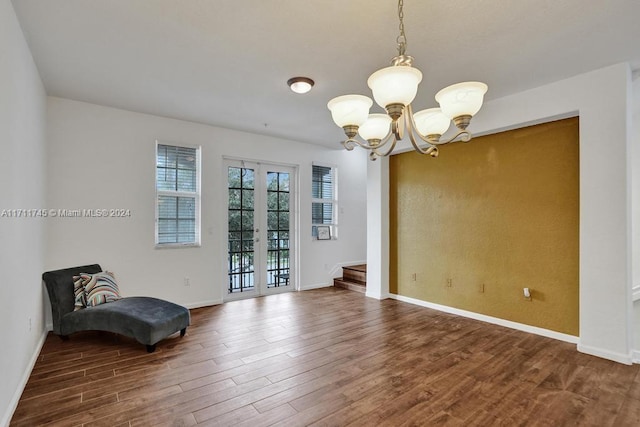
[154,242,201,249]
[633,285,640,301]
[311,160,339,169]
[632,350,640,364]
[366,291,390,300]
[389,293,579,344]
[299,282,332,291]
[1,329,48,427]
[223,285,298,301]
[221,158,299,302]
[154,141,202,248]
[311,163,338,238]
[578,343,633,365]
[182,299,223,309]
[224,289,261,302]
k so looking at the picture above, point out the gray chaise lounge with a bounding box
[43,264,190,352]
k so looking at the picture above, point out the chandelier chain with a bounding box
[397,0,407,55]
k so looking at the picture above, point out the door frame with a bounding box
[222,156,300,302]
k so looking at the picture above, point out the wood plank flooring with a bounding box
[11,287,640,426]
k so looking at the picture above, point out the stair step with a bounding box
[333,278,366,294]
[343,264,367,272]
[342,264,366,284]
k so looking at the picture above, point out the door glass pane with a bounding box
[228,167,255,293]
[266,171,290,288]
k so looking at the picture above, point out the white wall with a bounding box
[632,72,640,359]
[45,97,367,309]
[0,0,48,425]
[633,72,640,292]
[365,157,389,300]
[370,63,635,364]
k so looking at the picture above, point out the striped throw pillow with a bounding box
[85,271,121,307]
[73,275,88,311]
[74,271,121,308]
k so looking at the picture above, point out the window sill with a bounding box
[155,243,201,249]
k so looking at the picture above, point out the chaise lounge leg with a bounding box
[59,335,69,341]
[146,344,156,353]
[180,328,187,337]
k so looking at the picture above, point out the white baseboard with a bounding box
[300,282,331,291]
[389,293,579,344]
[366,291,390,300]
[2,329,49,427]
[633,285,640,302]
[183,299,223,309]
[632,350,640,364]
[578,343,633,365]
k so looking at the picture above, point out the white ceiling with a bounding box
[11,0,640,148]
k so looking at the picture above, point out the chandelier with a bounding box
[327,0,488,160]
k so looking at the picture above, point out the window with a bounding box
[155,143,200,247]
[312,164,337,238]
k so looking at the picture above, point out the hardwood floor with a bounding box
[11,287,640,426]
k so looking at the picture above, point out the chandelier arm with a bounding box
[343,127,395,151]
[377,129,395,149]
[430,129,472,145]
[341,139,356,151]
[404,106,438,156]
[406,126,438,156]
[405,103,473,147]
[340,137,368,150]
[351,137,381,150]
[392,119,403,140]
[372,133,399,158]
[405,103,438,146]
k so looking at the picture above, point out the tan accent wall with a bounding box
[390,117,579,335]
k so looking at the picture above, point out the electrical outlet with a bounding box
[184,277,190,287]
[411,273,417,281]
[446,278,453,288]
[480,283,485,293]
[29,317,32,331]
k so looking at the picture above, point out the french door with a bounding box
[225,159,295,300]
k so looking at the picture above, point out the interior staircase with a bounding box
[333,264,366,294]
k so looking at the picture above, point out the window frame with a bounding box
[311,163,338,240]
[155,141,202,248]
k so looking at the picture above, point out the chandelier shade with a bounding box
[327,95,373,128]
[435,82,488,119]
[359,114,392,142]
[367,65,423,109]
[413,108,451,137]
